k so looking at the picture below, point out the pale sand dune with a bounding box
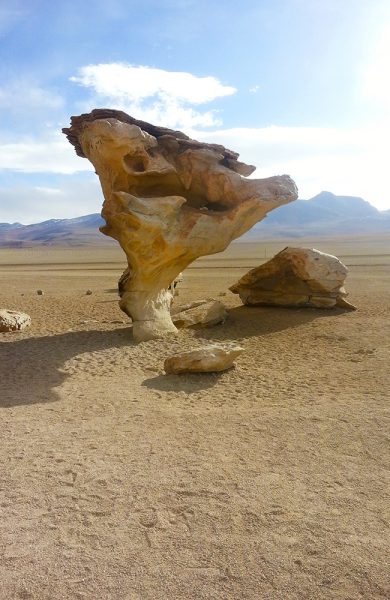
[0,238,389,600]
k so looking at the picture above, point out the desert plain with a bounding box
[0,235,389,600]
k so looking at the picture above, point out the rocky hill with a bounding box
[0,214,109,247]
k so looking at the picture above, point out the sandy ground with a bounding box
[0,237,389,600]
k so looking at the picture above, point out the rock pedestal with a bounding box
[63,109,298,341]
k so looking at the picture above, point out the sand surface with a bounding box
[0,237,389,600]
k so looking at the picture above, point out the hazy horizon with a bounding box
[1,191,388,228]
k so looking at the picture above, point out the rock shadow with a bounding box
[0,305,353,408]
[0,327,135,408]
[141,372,223,393]
[193,304,352,343]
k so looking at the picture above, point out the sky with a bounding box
[0,0,389,224]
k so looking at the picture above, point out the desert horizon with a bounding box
[2,192,390,249]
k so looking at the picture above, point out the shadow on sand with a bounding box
[1,305,350,408]
[142,304,349,392]
[0,328,135,408]
[193,304,350,343]
[141,372,223,393]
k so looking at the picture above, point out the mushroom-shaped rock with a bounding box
[164,344,244,374]
[230,247,356,309]
[0,309,31,332]
[63,109,298,341]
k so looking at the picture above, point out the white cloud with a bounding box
[0,177,101,224]
[70,63,235,104]
[0,81,64,114]
[1,123,389,216]
[0,132,93,174]
[34,186,64,195]
[194,125,389,210]
[70,63,236,130]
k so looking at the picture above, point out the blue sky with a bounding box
[1,0,389,223]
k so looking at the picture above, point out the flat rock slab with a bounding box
[164,344,244,374]
[0,309,31,332]
[172,299,228,328]
[230,247,356,309]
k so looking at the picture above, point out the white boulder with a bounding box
[164,344,243,374]
[230,247,356,309]
[172,299,228,328]
[0,309,31,332]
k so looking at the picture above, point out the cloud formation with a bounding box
[0,81,64,115]
[0,133,93,174]
[0,61,388,222]
[0,177,100,224]
[70,63,236,129]
[1,122,388,222]
[195,125,388,210]
[0,120,388,219]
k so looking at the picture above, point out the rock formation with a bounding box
[164,344,244,374]
[63,109,298,341]
[171,299,227,328]
[230,247,356,309]
[0,309,31,332]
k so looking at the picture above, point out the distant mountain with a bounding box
[243,191,390,239]
[0,214,108,247]
[0,192,389,247]
[0,222,23,231]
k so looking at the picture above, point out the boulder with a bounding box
[172,299,228,328]
[230,247,356,309]
[170,299,212,314]
[0,309,31,332]
[63,109,297,341]
[164,344,244,374]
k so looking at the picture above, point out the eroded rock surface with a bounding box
[164,344,244,374]
[63,109,297,341]
[0,309,31,332]
[172,299,228,328]
[230,247,356,309]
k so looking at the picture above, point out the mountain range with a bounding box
[1,192,389,247]
[242,191,390,239]
[0,214,108,248]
